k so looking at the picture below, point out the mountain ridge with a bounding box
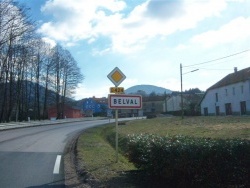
[125,84,172,95]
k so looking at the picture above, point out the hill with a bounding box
[125,84,172,96]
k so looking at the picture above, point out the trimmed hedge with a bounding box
[126,134,250,187]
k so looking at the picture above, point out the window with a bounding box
[215,93,218,102]
[241,85,244,94]
[216,106,220,116]
[225,89,228,96]
[204,107,208,116]
[240,101,246,115]
[232,87,235,95]
[151,103,155,112]
[225,103,232,115]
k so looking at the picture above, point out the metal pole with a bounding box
[180,63,184,119]
[115,109,118,162]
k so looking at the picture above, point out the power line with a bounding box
[185,66,233,71]
[183,49,250,68]
[196,68,232,71]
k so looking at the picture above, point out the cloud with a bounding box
[145,0,185,19]
[73,83,110,99]
[92,47,111,56]
[175,44,188,51]
[38,0,227,53]
[39,0,126,42]
[123,78,139,88]
[154,78,180,91]
[42,37,56,47]
[191,17,250,48]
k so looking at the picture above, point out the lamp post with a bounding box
[180,63,199,119]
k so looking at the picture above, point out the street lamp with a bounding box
[180,63,199,119]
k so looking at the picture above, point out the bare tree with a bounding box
[50,45,83,119]
[41,43,54,119]
[60,49,83,118]
[0,1,84,122]
[0,0,33,122]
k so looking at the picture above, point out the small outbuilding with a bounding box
[48,105,83,119]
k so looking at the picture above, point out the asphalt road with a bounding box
[0,119,114,188]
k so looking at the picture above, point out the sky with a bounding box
[17,0,250,99]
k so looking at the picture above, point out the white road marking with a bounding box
[53,155,61,174]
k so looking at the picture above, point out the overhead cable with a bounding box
[183,49,250,68]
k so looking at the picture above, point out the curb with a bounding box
[0,117,108,131]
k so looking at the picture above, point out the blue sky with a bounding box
[17,0,250,99]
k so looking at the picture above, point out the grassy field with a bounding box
[77,116,250,187]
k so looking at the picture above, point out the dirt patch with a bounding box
[63,131,100,188]
[207,123,249,130]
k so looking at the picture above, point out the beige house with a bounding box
[117,95,167,117]
[142,96,167,115]
[165,93,203,116]
[165,95,182,112]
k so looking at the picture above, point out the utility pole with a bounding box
[180,64,199,120]
[180,63,184,119]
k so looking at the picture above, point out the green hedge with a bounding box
[126,134,250,187]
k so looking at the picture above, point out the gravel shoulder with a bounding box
[64,130,100,188]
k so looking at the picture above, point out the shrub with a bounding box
[146,114,157,119]
[126,134,250,187]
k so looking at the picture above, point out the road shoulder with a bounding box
[63,130,100,188]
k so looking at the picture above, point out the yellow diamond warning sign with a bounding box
[111,71,123,83]
[107,67,126,87]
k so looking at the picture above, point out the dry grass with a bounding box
[119,116,250,139]
[77,116,250,187]
[77,126,137,187]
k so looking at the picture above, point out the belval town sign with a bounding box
[108,94,142,109]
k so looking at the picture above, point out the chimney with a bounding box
[234,67,237,73]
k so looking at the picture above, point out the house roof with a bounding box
[142,95,166,102]
[82,97,108,104]
[93,97,108,104]
[208,67,250,90]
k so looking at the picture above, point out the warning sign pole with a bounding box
[107,67,126,163]
[107,67,142,163]
[115,105,118,162]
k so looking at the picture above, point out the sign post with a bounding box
[107,67,126,162]
[115,108,118,162]
[107,67,142,162]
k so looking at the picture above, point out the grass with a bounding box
[77,116,250,187]
[77,125,137,187]
[119,116,250,139]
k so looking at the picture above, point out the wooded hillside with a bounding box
[0,0,83,122]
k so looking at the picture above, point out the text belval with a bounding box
[113,98,138,105]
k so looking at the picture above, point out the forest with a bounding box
[0,0,83,122]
